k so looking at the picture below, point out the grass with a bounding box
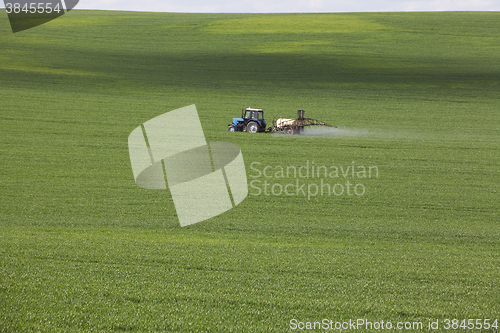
[1,10,499,332]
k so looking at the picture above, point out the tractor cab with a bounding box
[243,109,264,121]
[228,108,267,133]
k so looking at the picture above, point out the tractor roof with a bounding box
[245,108,263,111]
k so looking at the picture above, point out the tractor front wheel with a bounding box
[228,125,236,132]
[247,122,258,133]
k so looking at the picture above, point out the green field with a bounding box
[1,10,499,332]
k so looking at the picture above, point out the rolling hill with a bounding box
[1,10,499,332]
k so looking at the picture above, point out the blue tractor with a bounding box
[228,108,267,133]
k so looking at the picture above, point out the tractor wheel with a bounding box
[284,127,294,135]
[246,122,258,133]
[228,126,235,132]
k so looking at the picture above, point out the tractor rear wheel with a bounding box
[247,122,258,133]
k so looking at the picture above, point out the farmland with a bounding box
[0,10,499,332]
